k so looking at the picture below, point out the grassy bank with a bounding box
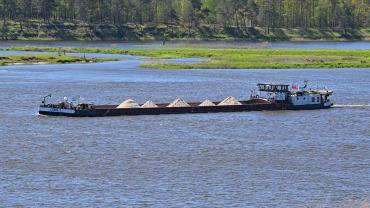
[1,20,370,41]
[0,54,119,66]
[137,48,370,69]
[2,46,370,69]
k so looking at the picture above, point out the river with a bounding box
[0,40,370,49]
[0,41,369,207]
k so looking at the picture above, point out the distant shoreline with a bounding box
[0,54,119,66]
[2,47,369,70]
[1,39,370,43]
[1,21,369,42]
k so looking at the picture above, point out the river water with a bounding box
[0,41,370,207]
[0,40,370,49]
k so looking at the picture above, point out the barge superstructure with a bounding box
[38,83,333,117]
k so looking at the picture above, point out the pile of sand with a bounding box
[141,100,158,108]
[199,99,216,106]
[167,98,190,107]
[116,99,140,108]
[218,96,242,106]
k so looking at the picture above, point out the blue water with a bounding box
[0,42,370,207]
[0,40,369,49]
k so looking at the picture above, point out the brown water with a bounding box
[0,42,370,207]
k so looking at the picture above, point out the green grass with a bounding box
[1,46,370,69]
[0,53,120,66]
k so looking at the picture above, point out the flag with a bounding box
[292,85,300,91]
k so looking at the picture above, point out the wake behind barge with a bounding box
[38,83,333,117]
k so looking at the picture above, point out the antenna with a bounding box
[303,80,308,89]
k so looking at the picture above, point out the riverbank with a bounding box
[1,20,370,41]
[0,54,119,66]
[2,46,369,69]
[138,49,370,69]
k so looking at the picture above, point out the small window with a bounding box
[312,97,315,102]
[297,97,299,100]
[317,97,320,102]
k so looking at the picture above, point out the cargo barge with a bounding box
[38,83,333,117]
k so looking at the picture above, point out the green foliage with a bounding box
[0,0,368,40]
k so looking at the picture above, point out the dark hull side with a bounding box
[38,103,331,117]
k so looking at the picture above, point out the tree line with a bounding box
[0,0,369,36]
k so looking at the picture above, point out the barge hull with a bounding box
[38,103,331,117]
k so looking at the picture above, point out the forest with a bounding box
[0,0,369,40]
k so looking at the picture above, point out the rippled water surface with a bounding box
[0,40,370,49]
[0,42,370,207]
